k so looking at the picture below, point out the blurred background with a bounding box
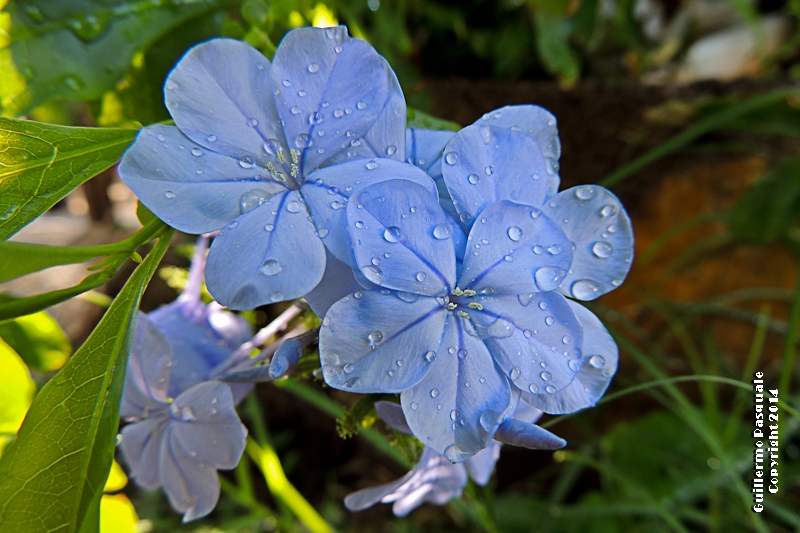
[1,0,800,531]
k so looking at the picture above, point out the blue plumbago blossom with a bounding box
[344,400,557,516]
[119,239,253,521]
[318,105,632,462]
[119,26,431,310]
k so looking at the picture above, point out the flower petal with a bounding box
[159,425,221,522]
[325,60,406,164]
[121,315,171,418]
[464,441,501,486]
[269,330,318,378]
[348,180,456,296]
[344,472,415,512]
[401,315,513,462]
[164,39,287,168]
[441,125,550,229]
[319,290,447,393]
[304,249,361,318]
[301,158,437,267]
[494,419,566,450]
[216,365,273,383]
[119,125,287,234]
[458,201,573,295]
[374,401,413,435]
[271,27,389,174]
[206,190,326,309]
[542,185,634,300]
[119,417,165,490]
[474,105,561,199]
[389,447,466,516]
[406,128,456,204]
[523,301,618,414]
[477,291,582,394]
[169,382,247,469]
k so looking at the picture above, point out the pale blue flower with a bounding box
[344,401,559,516]
[119,239,252,521]
[319,106,632,462]
[119,26,416,309]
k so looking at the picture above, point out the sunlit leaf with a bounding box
[0,310,71,372]
[0,118,137,240]
[0,231,172,533]
[406,108,460,132]
[0,338,35,456]
[99,494,137,533]
[0,0,233,117]
[0,241,121,284]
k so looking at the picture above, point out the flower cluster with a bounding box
[118,25,632,519]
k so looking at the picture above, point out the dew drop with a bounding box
[416,271,427,282]
[295,133,310,148]
[589,355,605,368]
[571,279,601,300]
[547,244,562,255]
[206,134,217,143]
[270,291,285,302]
[368,330,384,345]
[540,371,552,381]
[164,191,175,199]
[264,224,274,231]
[518,293,534,306]
[356,100,367,109]
[286,201,302,213]
[600,204,617,218]
[307,63,320,73]
[239,156,254,169]
[444,152,459,165]
[485,165,494,175]
[431,389,440,398]
[191,147,202,156]
[507,226,522,241]
[425,351,436,362]
[538,300,548,310]
[366,160,378,170]
[574,186,595,200]
[386,145,397,156]
[308,111,323,125]
[545,385,557,393]
[529,384,539,393]
[384,226,402,242]
[523,329,532,339]
[433,223,452,240]
[239,190,269,213]
[510,366,521,381]
[545,316,555,326]
[534,266,565,292]
[568,359,580,372]
[247,118,258,127]
[362,265,383,283]
[592,241,613,259]
[411,402,419,411]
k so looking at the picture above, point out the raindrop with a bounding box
[562,335,571,344]
[574,186,595,200]
[164,191,175,199]
[308,111,323,125]
[530,209,541,218]
[534,266,565,292]
[384,226,403,242]
[386,145,397,156]
[270,291,284,302]
[411,402,419,411]
[444,152,459,165]
[523,329,532,339]
[330,201,345,210]
[371,257,381,266]
[256,259,283,277]
[607,224,618,233]
[238,156,254,169]
[298,90,307,97]
[510,367,521,381]
[335,45,343,53]
[538,300,548,310]
[518,293,534,306]
[507,226,522,241]
[282,79,291,87]
[247,118,258,127]
[450,410,458,421]
[589,355,605,368]
[228,221,238,229]
[355,220,365,229]
[592,241,613,259]
[156,133,165,142]
[571,279,601,300]
[295,133,310,147]
[544,316,555,326]
[356,101,367,109]
[485,165,494,175]
[457,349,467,359]
[425,351,436,362]
[433,224,452,240]
[286,201,302,213]
[479,125,492,144]
[264,138,282,155]
[308,63,320,73]
[547,244,562,255]
[416,272,427,282]
[239,190,269,213]
[529,384,539,393]
[396,360,404,367]
[207,134,217,143]
[368,330,384,345]
[191,148,202,156]
[363,265,383,283]
[334,109,344,118]
[545,385,557,393]
[540,371,552,381]
[264,224,275,231]
[396,292,418,303]
[600,204,616,218]
[290,106,301,115]
[343,363,354,374]
[504,255,513,262]
[568,359,580,372]
[431,389,440,398]
[366,160,378,170]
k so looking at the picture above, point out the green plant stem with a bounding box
[600,87,800,187]
[778,266,800,400]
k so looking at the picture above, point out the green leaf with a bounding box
[0,118,137,240]
[0,241,123,284]
[533,10,581,85]
[0,0,233,117]
[406,108,461,131]
[728,158,800,244]
[0,310,71,372]
[0,338,35,456]
[0,230,172,533]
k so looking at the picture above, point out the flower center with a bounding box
[447,287,484,320]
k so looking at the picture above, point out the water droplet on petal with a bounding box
[247,118,258,127]
[575,186,595,200]
[600,204,617,218]
[510,366,521,381]
[507,226,522,241]
[518,293,534,306]
[366,160,378,170]
[367,330,384,345]
[295,133,310,148]
[592,241,613,259]
[485,165,494,175]
[264,224,274,231]
[191,147,202,156]
[538,300,548,310]
[589,355,605,368]
[529,384,539,393]
[534,266,565,291]
[308,111,323,125]
[547,244,562,255]
[356,100,367,109]
[239,156,254,169]
[206,134,217,143]
[383,226,402,242]
[362,265,382,283]
[540,371,552,381]
[533,245,544,254]
[308,63,320,73]
[433,224,452,240]
[568,359,580,372]
[545,385,557,393]
[286,201,302,213]
[444,152,459,165]
[290,105,301,115]
[164,191,175,199]
[424,351,436,362]
[571,279,602,300]
[411,402,419,411]
[239,190,270,213]
[523,329,532,338]
[386,145,397,156]
[545,316,555,326]
[416,271,427,282]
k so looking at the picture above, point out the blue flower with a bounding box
[318,106,632,462]
[344,400,559,516]
[119,27,428,309]
[119,239,253,521]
